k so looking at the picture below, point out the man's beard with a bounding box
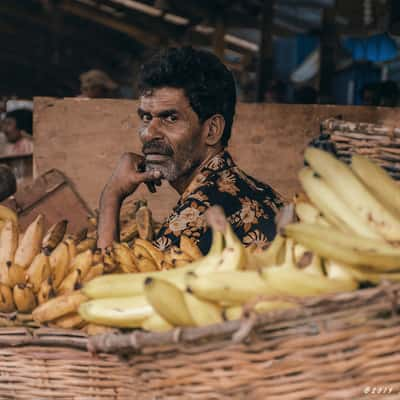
[145,158,180,182]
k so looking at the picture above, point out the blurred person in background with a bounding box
[79,69,119,98]
[0,164,16,201]
[264,80,287,103]
[1,109,33,156]
[293,86,318,104]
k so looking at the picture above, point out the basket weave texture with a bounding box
[1,284,400,400]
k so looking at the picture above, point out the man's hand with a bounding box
[104,152,162,200]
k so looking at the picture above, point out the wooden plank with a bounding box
[34,98,400,222]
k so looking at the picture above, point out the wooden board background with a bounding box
[34,97,400,221]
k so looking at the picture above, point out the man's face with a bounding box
[138,87,207,182]
[3,117,20,143]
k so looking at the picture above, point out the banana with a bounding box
[346,266,400,284]
[49,242,69,288]
[0,220,19,267]
[64,237,77,270]
[6,262,27,287]
[103,248,117,273]
[141,314,173,332]
[53,312,84,329]
[26,252,51,293]
[180,235,203,260]
[13,284,36,313]
[186,270,277,305]
[70,249,93,278]
[208,230,224,257]
[42,220,68,254]
[32,291,87,323]
[246,234,285,270]
[261,264,357,296]
[303,253,325,277]
[82,263,104,284]
[283,223,400,271]
[134,238,164,269]
[304,147,400,241]
[135,205,153,241]
[37,277,55,305]
[58,269,82,296]
[295,201,330,226]
[0,283,15,312]
[120,219,138,243]
[14,214,45,268]
[299,167,382,239]
[0,205,18,225]
[92,249,103,265]
[76,238,97,254]
[113,242,137,273]
[144,277,194,326]
[136,256,158,272]
[79,295,153,328]
[74,228,88,244]
[325,260,357,284]
[351,154,400,219]
[224,301,296,321]
[184,291,223,326]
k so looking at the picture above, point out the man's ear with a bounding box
[204,114,225,146]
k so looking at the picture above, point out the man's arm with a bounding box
[97,152,161,250]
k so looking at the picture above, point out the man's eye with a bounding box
[142,114,152,123]
[165,115,178,123]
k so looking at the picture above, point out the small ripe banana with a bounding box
[141,314,173,332]
[0,205,18,225]
[37,277,55,305]
[42,220,68,254]
[53,312,84,329]
[0,283,15,312]
[184,291,222,327]
[302,253,325,277]
[136,256,158,272]
[76,238,97,254]
[49,242,69,288]
[82,263,104,284]
[224,301,296,321]
[92,249,103,265]
[134,238,164,269]
[70,249,93,278]
[245,234,285,270]
[295,201,330,227]
[120,219,138,243]
[79,295,153,328]
[74,228,88,244]
[103,247,117,273]
[64,237,77,270]
[135,204,153,241]
[113,242,137,273]
[26,252,51,293]
[144,277,194,326]
[180,235,203,261]
[13,284,36,313]
[32,291,87,323]
[57,269,82,296]
[6,262,27,287]
[304,147,400,241]
[14,214,45,268]
[0,219,18,265]
[166,246,193,267]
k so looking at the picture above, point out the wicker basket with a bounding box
[1,283,400,399]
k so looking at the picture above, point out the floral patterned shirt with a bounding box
[153,151,285,255]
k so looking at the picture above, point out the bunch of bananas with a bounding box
[79,150,400,332]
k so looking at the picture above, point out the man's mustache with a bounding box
[142,141,173,156]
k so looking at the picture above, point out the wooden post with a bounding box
[256,0,274,102]
[213,16,225,60]
[319,7,336,103]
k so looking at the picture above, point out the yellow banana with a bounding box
[185,270,277,305]
[325,260,357,284]
[299,167,382,239]
[295,201,330,226]
[14,214,44,268]
[37,277,55,305]
[5,262,27,287]
[351,154,400,219]
[246,234,285,270]
[180,235,203,260]
[141,314,173,332]
[42,220,68,255]
[92,249,103,265]
[26,252,51,293]
[0,283,15,312]
[49,242,69,288]
[0,205,18,225]
[53,312,84,329]
[224,301,296,321]
[76,238,97,254]
[13,284,36,313]
[120,219,138,243]
[134,238,164,269]
[82,263,104,284]
[0,220,18,266]
[113,242,137,272]
[64,237,77,270]
[74,228,88,244]
[70,249,93,278]
[103,248,117,273]
[284,223,400,271]
[184,291,223,326]
[304,147,400,241]
[144,277,194,326]
[136,256,158,272]
[79,295,153,328]
[57,269,81,296]
[346,266,400,284]
[302,253,325,277]
[135,205,153,241]
[32,291,87,323]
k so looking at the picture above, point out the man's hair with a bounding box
[6,109,33,135]
[0,165,16,201]
[138,47,237,147]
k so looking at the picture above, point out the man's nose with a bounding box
[142,117,164,141]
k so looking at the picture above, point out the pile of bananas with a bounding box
[78,149,400,332]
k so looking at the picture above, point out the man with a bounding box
[98,47,284,254]
[79,69,118,99]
